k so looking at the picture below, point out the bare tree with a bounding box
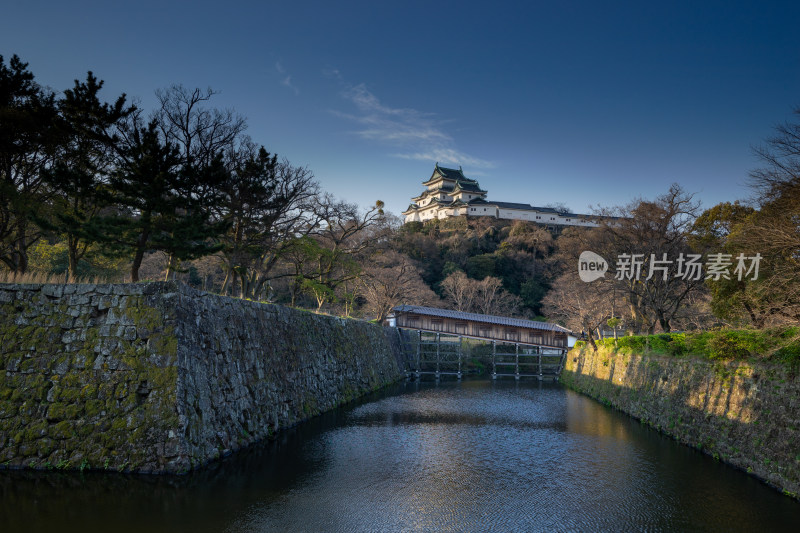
[155,85,246,169]
[440,270,522,316]
[294,195,386,312]
[440,271,476,312]
[154,85,247,279]
[474,276,522,316]
[593,184,705,332]
[543,274,622,351]
[358,250,440,322]
[219,144,319,300]
[723,108,800,325]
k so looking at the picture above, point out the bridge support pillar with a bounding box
[415,329,421,380]
[435,332,440,381]
[491,340,497,380]
[457,335,462,380]
[538,351,543,379]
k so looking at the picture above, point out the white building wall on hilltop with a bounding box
[404,167,611,227]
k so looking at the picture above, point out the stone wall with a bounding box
[561,345,800,497]
[0,282,407,474]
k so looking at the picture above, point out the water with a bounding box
[2,379,799,532]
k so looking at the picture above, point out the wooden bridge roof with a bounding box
[392,305,571,334]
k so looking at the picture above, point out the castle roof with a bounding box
[475,201,600,219]
[452,181,487,194]
[422,163,480,186]
[405,164,621,225]
[433,164,468,181]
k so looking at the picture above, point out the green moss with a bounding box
[46,403,67,422]
[302,395,319,417]
[77,423,96,438]
[120,394,138,411]
[65,404,83,419]
[18,358,41,373]
[23,420,47,441]
[128,425,147,443]
[58,387,80,402]
[148,334,178,358]
[0,400,18,419]
[80,384,98,400]
[52,421,74,440]
[84,399,104,418]
[97,382,116,400]
[121,305,164,332]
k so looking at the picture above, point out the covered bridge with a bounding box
[389,305,576,351]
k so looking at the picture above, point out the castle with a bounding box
[402,164,603,228]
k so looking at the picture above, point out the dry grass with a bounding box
[0,270,123,285]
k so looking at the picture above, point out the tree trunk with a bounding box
[130,248,145,283]
[67,234,79,281]
[164,253,178,281]
[130,231,150,283]
[11,217,29,274]
[586,330,598,351]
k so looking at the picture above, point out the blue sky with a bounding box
[3,1,800,217]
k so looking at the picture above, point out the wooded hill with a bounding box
[2,53,798,342]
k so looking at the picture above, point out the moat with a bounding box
[2,379,799,532]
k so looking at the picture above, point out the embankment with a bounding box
[561,344,800,497]
[0,282,407,474]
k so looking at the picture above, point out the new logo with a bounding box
[578,251,608,282]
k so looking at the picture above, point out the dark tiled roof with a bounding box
[423,164,478,185]
[488,201,536,210]
[484,202,600,219]
[436,165,467,181]
[452,182,486,193]
[393,305,571,333]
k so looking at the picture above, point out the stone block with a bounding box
[0,281,404,475]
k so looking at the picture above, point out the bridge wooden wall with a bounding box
[394,312,567,348]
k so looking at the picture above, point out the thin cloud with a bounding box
[332,79,493,168]
[322,67,343,81]
[275,62,299,94]
[393,149,494,169]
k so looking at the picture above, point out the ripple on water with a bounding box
[3,380,799,533]
[222,381,800,533]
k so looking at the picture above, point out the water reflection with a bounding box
[1,380,798,532]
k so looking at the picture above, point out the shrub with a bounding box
[585,327,800,368]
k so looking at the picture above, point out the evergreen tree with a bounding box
[155,85,246,279]
[89,115,226,282]
[38,72,134,278]
[0,54,60,273]
[219,144,318,299]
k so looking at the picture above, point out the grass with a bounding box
[0,270,120,285]
[576,327,800,368]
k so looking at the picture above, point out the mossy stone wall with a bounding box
[562,345,800,498]
[0,282,405,474]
